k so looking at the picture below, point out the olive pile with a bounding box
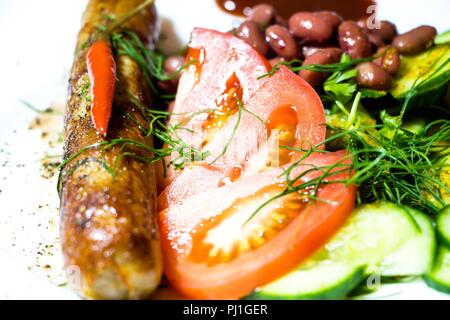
[162,3,437,93]
[235,3,437,90]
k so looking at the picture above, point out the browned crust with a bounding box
[60,0,162,299]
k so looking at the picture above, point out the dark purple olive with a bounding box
[159,55,185,93]
[299,48,342,87]
[269,56,285,67]
[275,14,289,28]
[302,46,320,57]
[289,12,334,43]
[338,21,372,59]
[302,46,342,57]
[356,17,368,30]
[167,100,175,113]
[158,55,184,94]
[375,21,397,43]
[315,11,343,30]
[374,47,401,75]
[248,4,276,27]
[367,33,385,49]
[356,62,393,90]
[265,25,298,59]
[164,55,185,77]
[392,25,437,55]
[236,21,269,55]
[357,18,397,43]
[158,80,176,94]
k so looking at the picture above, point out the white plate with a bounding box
[0,0,449,300]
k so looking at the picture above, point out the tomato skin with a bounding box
[159,151,356,299]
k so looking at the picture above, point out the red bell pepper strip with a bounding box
[86,40,116,136]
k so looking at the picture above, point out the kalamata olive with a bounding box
[315,11,343,30]
[167,100,176,113]
[374,47,401,75]
[158,80,176,94]
[248,4,276,27]
[269,56,285,67]
[299,48,342,87]
[367,33,385,49]
[356,17,368,30]
[338,21,372,59]
[265,25,298,59]
[356,62,393,90]
[357,18,397,43]
[275,14,289,28]
[392,25,437,55]
[302,46,320,57]
[237,21,269,55]
[159,55,185,92]
[302,46,342,57]
[164,55,185,77]
[375,21,397,43]
[289,12,334,43]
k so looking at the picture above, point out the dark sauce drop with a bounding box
[216,0,376,20]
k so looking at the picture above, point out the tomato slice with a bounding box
[162,29,325,187]
[159,65,326,210]
[161,28,271,185]
[159,151,356,299]
[173,28,271,117]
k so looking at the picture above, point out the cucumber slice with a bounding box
[437,207,450,249]
[424,246,450,294]
[247,202,435,300]
[435,30,450,45]
[381,208,436,276]
[247,263,364,300]
[390,44,450,100]
[322,204,435,276]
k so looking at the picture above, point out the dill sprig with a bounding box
[257,54,375,80]
[111,29,193,96]
[58,98,212,177]
[111,30,164,94]
[106,0,155,33]
[246,119,450,224]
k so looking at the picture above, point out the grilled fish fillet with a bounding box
[60,0,162,299]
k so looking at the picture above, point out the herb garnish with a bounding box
[257,54,375,80]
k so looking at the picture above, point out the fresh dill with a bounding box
[244,119,449,225]
[106,0,155,33]
[111,29,193,96]
[257,54,375,80]
[21,100,57,114]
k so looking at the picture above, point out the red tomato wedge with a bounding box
[160,66,326,208]
[159,151,356,299]
[162,29,325,187]
[172,28,271,118]
[162,28,271,186]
